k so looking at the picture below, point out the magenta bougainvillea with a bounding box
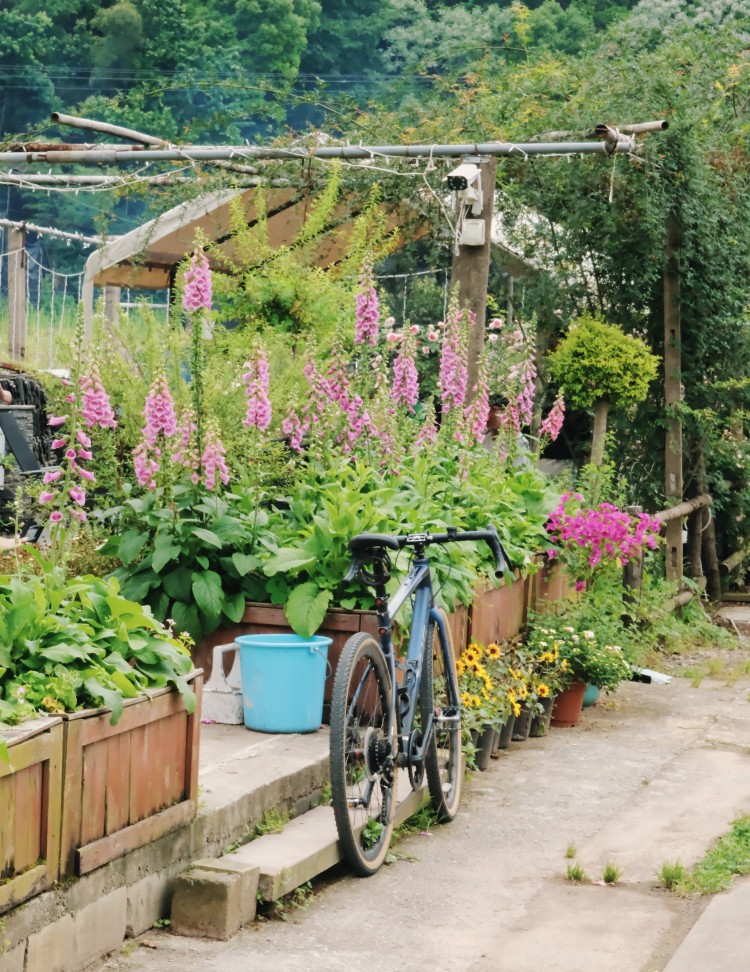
[546,493,661,570]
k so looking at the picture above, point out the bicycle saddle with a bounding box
[348,533,403,553]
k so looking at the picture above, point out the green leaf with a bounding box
[116,529,150,567]
[119,570,157,603]
[39,642,99,664]
[263,547,317,577]
[232,552,260,577]
[222,590,246,624]
[152,534,181,573]
[192,571,224,622]
[284,583,332,639]
[83,676,124,725]
[192,528,224,549]
[163,566,193,601]
[170,600,202,642]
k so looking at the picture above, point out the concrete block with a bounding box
[191,858,260,925]
[1,890,61,952]
[26,914,76,972]
[170,867,244,940]
[0,943,25,972]
[72,887,127,968]
[61,862,124,915]
[126,873,174,938]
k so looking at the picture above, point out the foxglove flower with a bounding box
[200,422,230,491]
[439,306,468,413]
[182,248,212,311]
[242,348,272,432]
[354,264,379,346]
[80,364,117,429]
[391,330,419,411]
[540,394,565,442]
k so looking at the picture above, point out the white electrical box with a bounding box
[460,219,486,246]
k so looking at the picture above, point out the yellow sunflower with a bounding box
[461,691,472,707]
[539,651,554,664]
[485,642,501,659]
[456,658,466,676]
[512,701,521,717]
[537,683,550,698]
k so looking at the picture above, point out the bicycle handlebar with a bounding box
[345,526,510,582]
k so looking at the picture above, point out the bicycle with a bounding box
[329,525,509,876]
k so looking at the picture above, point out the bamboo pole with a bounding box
[654,493,711,523]
[0,137,638,167]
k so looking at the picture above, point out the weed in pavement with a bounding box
[566,862,588,883]
[602,862,622,885]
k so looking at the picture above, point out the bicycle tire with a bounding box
[422,609,462,821]
[329,632,398,876]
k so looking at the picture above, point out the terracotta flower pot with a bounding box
[551,682,587,728]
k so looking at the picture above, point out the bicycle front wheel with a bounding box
[422,609,462,821]
[329,633,398,876]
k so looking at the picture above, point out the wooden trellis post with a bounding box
[664,213,682,583]
[7,224,26,361]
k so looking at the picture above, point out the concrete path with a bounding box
[87,675,750,972]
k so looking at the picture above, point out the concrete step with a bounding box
[228,769,428,901]
[171,767,429,937]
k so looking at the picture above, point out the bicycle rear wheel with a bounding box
[329,633,398,876]
[422,609,462,821]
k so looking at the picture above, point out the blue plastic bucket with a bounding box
[235,634,331,733]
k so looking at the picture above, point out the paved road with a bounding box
[88,676,750,972]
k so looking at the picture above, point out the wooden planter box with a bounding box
[60,672,202,877]
[198,602,470,721]
[529,559,576,614]
[468,573,529,646]
[0,718,63,914]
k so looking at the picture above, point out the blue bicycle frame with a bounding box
[375,553,460,768]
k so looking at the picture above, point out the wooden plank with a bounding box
[60,718,84,875]
[167,713,186,806]
[78,690,182,745]
[105,731,131,835]
[184,675,202,803]
[26,762,43,865]
[80,738,108,846]
[77,800,196,876]
[43,721,63,886]
[0,729,51,779]
[0,863,47,916]
[149,716,168,815]
[0,774,15,878]
[12,765,32,872]
[128,723,151,823]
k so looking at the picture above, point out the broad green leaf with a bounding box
[192,570,224,622]
[192,528,223,549]
[222,590,246,624]
[40,642,99,664]
[285,583,332,639]
[263,547,317,578]
[116,529,150,567]
[83,676,124,725]
[119,570,157,604]
[232,552,260,577]
[170,601,202,642]
[163,566,193,601]
[152,535,181,573]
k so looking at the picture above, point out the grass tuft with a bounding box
[657,859,686,891]
[602,862,622,885]
[566,862,588,883]
[565,842,577,859]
